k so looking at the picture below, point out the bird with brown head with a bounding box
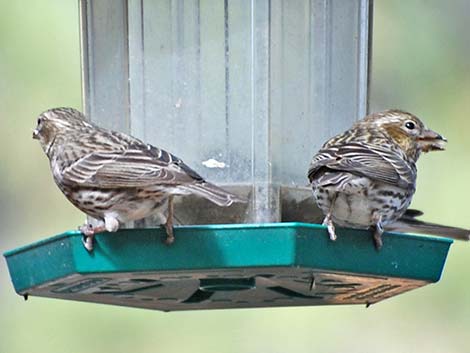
[308,109,467,249]
[34,107,245,251]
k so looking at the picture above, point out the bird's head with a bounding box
[362,109,447,160]
[33,107,91,154]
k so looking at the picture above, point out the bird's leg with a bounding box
[322,192,338,241]
[322,214,337,241]
[372,214,384,250]
[164,195,175,245]
[79,222,106,252]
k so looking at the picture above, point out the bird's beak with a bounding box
[418,128,447,152]
[32,129,39,139]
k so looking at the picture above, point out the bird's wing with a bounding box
[308,142,416,190]
[60,144,204,188]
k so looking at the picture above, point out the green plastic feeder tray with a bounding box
[4,223,452,311]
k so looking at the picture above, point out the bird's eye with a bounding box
[37,118,42,125]
[405,121,415,130]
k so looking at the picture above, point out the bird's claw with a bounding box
[373,233,383,250]
[327,223,337,241]
[164,234,175,245]
[163,223,175,245]
[373,219,384,251]
[322,216,337,241]
[82,234,94,252]
[163,195,175,245]
[79,224,95,251]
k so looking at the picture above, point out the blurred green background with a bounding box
[1,1,469,352]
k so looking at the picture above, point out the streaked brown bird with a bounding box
[33,107,245,251]
[308,109,468,249]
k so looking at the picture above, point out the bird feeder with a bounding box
[5,0,453,311]
[80,0,370,224]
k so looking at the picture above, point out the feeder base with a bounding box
[4,223,452,311]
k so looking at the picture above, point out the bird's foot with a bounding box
[373,230,383,250]
[162,195,175,245]
[82,234,94,252]
[322,215,337,241]
[372,218,384,251]
[163,222,175,245]
[79,223,105,252]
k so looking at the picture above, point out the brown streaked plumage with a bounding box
[33,107,245,251]
[308,109,458,249]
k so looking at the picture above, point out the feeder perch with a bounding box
[5,0,454,310]
[4,224,452,311]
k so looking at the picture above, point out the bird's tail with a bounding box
[386,209,470,241]
[182,182,247,207]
